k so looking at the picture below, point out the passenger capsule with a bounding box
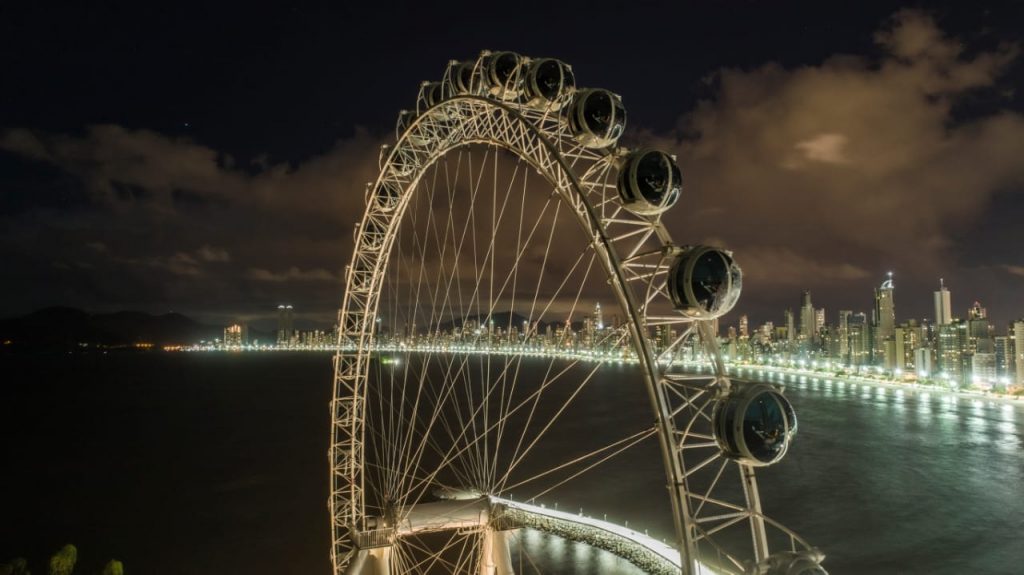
[446,60,477,96]
[760,550,828,575]
[483,51,523,100]
[617,149,682,216]
[396,110,415,139]
[524,58,574,110]
[418,81,445,112]
[568,89,626,149]
[712,383,797,467]
[667,246,742,319]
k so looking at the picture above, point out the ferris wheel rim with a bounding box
[330,53,823,575]
[333,94,692,570]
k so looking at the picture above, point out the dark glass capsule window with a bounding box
[427,83,444,106]
[457,63,473,93]
[742,391,790,463]
[533,60,570,101]
[583,91,613,135]
[635,152,670,203]
[690,251,729,311]
[492,53,519,85]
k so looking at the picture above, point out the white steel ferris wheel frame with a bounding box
[331,53,817,575]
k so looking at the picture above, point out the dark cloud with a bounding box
[1,9,1022,328]
[654,9,1024,322]
[0,125,384,324]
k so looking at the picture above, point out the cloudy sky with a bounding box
[2,1,1022,330]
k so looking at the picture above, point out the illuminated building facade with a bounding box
[277,304,294,345]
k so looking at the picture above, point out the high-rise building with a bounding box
[837,310,852,363]
[933,279,952,326]
[277,304,294,345]
[593,302,604,331]
[871,273,896,367]
[894,322,921,372]
[972,353,997,385]
[995,335,1014,379]
[937,320,968,384]
[847,313,870,366]
[738,315,749,339]
[1014,321,1024,386]
[968,301,987,320]
[914,347,933,376]
[874,273,896,341]
[799,290,815,343]
[784,309,795,343]
[224,323,246,347]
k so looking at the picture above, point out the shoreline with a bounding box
[135,345,1024,407]
[728,362,1024,407]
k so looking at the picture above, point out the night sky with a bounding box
[2,1,1022,330]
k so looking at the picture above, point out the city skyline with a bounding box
[213,271,1024,336]
[201,272,1024,391]
[1,3,1023,326]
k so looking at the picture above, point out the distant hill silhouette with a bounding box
[0,307,224,349]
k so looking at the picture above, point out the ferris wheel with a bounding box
[330,51,826,575]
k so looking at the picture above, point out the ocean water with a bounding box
[1,353,1021,574]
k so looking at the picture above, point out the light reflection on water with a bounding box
[514,365,1024,574]
[754,368,1024,574]
[4,354,1022,575]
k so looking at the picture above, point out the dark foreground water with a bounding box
[1,353,1022,574]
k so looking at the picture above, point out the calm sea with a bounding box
[1,353,1021,574]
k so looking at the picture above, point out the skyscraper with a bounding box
[937,320,968,384]
[1014,320,1024,386]
[837,310,852,363]
[738,315,749,338]
[277,304,294,345]
[784,309,795,343]
[934,279,952,326]
[995,335,1014,379]
[966,302,992,355]
[224,323,247,346]
[872,273,896,367]
[799,290,814,343]
[847,313,870,366]
[874,273,896,341]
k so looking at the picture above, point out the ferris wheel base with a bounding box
[343,531,514,575]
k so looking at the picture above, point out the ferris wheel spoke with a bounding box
[498,356,605,487]
[501,425,655,494]
[523,427,655,503]
[498,248,606,487]
[395,355,587,507]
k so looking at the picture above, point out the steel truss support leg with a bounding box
[740,464,769,563]
[344,548,392,575]
[480,529,515,575]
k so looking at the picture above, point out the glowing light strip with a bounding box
[490,495,718,574]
